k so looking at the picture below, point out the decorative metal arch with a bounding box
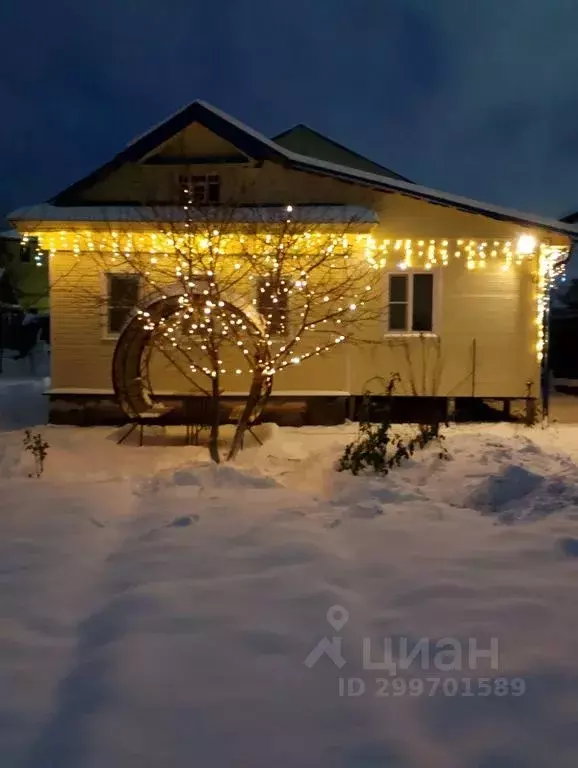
[111,285,268,419]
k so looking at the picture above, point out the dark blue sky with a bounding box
[2,0,578,221]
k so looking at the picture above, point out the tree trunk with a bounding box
[208,377,221,464]
[227,371,266,461]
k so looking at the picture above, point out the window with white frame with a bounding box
[106,273,140,334]
[387,272,434,332]
[178,174,220,205]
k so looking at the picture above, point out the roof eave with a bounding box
[286,157,578,239]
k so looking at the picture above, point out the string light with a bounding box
[22,224,569,369]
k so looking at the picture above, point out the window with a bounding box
[20,237,46,265]
[106,273,140,334]
[178,174,220,205]
[387,272,434,332]
[20,237,38,263]
[20,243,31,263]
[256,278,288,336]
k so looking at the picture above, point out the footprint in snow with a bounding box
[559,537,578,558]
[350,503,384,519]
[138,514,200,541]
[168,514,200,528]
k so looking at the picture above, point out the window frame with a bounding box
[384,269,439,336]
[102,271,141,339]
[178,173,221,205]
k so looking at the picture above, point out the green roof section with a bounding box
[273,123,410,182]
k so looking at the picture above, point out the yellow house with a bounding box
[8,101,577,425]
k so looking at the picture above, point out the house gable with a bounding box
[51,101,288,206]
[143,122,250,164]
[273,123,409,181]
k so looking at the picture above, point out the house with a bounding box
[0,229,49,311]
[8,100,577,425]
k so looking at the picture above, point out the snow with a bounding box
[2,380,578,766]
[0,228,20,240]
[8,204,377,226]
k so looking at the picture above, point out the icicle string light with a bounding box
[21,223,569,366]
[23,230,566,271]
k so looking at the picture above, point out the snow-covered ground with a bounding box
[2,380,578,767]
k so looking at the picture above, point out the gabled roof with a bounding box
[51,101,292,205]
[21,100,578,238]
[273,123,409,181]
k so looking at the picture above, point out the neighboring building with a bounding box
[0,229,49,311]
[273,123,411,180]
[8,100,577,424]
[560,210,578,225]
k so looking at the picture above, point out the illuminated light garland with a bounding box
[535,244,567,363]
[24,229,563,270]
[21,224,568,368]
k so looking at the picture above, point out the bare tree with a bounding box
[31,190,386,461]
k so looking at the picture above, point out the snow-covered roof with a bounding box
[10,100,578,238]
[273,122,410,181]
[284,152,578,237]
[0,228,21,240]
[8,204,377,226]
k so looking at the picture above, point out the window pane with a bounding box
[257,278,288,335]
[389,303,407,331]
[389,274,407,302]
[192,184,206,204]
[109,307,130,334]
[412,273,434,331]
[108,275,139,333]
[177,174,220,205]
[208,179,220,203]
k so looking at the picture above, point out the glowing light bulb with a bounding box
[517,234,536,255]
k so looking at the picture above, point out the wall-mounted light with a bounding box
[517,234,537,254]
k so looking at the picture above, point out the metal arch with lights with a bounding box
[112,285,270,422]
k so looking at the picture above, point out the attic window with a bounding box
[179,174,220,205]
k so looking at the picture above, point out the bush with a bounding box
[23,430,49,477]
[338,384,448,476]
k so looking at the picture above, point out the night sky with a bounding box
[3,0,578,222]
